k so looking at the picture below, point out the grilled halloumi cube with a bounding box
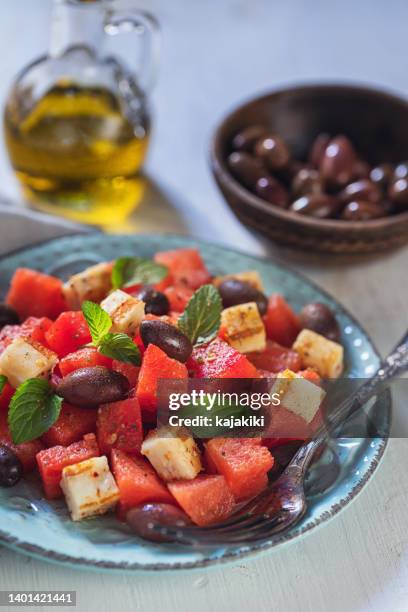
[272,369,326,424]
[293,329,344,378]
[214,270,264,291]
[221,302,266,353]
[63,262,112,309]
[0,337,58,388]
[60,456,120,521]
[100,289,145,335]
[141,426,202,482]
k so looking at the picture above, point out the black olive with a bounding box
[254,134,291,170]
[290,194,341,219]
[137,286,170,316]
[319,135,356,187]
[56,366,129,407]
[255,176,289,207]
[231,125,267,153]
[308,133,330,168]
[0,303,19,329]
[218,279,268,316]
[388,178,408,210]
[227,152,265,189]
[270,440,304,474]
[140,320,193,363]
[0,444,23,488]
[394,162,408,181]
[341,200,385,221]
[127,503,190,542]
[351,159,371,180]
[338,179,381,205]
[370,164,394,189]
[291,168,323,198]
[299,302,340,342]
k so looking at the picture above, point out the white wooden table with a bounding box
[0,1,408,610]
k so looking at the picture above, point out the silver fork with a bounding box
[150,330,408,545]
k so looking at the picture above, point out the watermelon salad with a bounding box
[0,248,345,536]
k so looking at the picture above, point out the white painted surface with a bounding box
[0,1,408,611]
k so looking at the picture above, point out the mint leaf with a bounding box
[99,333,141,365]
[82,301,112,345]
[111,257,134,290]
[8,379,63,444]
[0,375,7,395]
[112,257,168,290]
[178,285,222,345]
[81,301,140,365]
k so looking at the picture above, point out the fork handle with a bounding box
[292,328,408,470]
[324,328,408,436]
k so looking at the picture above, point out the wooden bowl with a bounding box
[210,84,408,254]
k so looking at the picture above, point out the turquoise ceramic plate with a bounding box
[0,234,390,572]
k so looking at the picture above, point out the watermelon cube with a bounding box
[263,405,313,441]
[41,403,97,448]
[0,412,43,472]
[168,475,235,526]
[59,347,112,376]
[97,397,143,456]
[264,295,300,347]
[6,268,67,320]
[21,317,53,345]
[0,381,14,412]
[247,340,302,373]
[262,404,324,448]
[163,285,194,312]
[204,438,274,501]
[111,450,175,520]
[111,361,140,388]
[154,248,211,290]
[136,344,188,413]
[298,368,322,386]
[45,312,92,358]
[0,325,20,355]
[202,447,218,474]
[36,433,100,499]
[0,317,53,355]
[187,338,260,379]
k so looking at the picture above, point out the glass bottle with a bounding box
[4,0,160,226]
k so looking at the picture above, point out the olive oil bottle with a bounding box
[3,0,159,227]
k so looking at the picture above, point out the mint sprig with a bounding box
[178,285,222,345]
[82,300,112,345]
[99,333,141,365]
[112,257,168,290]
[0,375,7,395]
[81,301,141,366]
[8,379,63,444]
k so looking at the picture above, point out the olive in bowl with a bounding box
[229,127,402,224]
[211,84,408,253]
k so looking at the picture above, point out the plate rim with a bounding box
[0,232,391,572]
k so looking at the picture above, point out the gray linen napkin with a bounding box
[0,202,90,256]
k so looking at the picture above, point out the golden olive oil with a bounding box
[4,83,149,226]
